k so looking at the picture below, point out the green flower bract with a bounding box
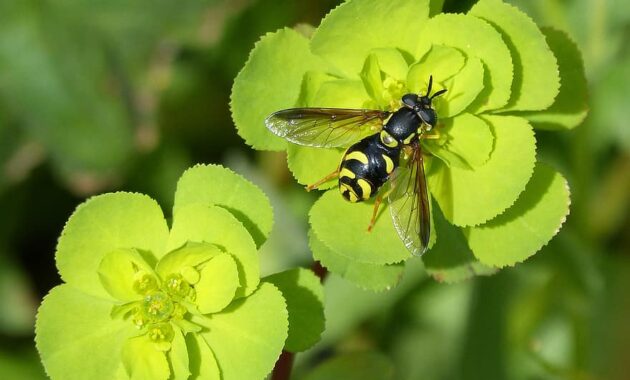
[35,165,325,380]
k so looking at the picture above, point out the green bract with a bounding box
[35,164,325,380]
[231,0,587,286]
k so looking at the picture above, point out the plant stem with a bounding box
[271,350,295,380]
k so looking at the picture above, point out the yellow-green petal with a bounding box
[121,335,169,380]
[35,284,137,380]
[425,113,494,169]
[428,115,536,226]
[200,283,288,380]
[195,254,240,314]
[173,164,274,248]
[98,248,156,302]
[167,204,259,298]
[467,163,571,267]
[309,190,410,265]
[469,0,560,111]
[309,230,404,291]
[232,28,329,150]
[156,242,223,281]
[311,0,430,76]
[416,13,513,112]
[186,334,221,379]
[56,192,169,300]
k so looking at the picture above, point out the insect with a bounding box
[265,76,447,256]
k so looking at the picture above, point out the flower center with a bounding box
[142,292,174,322]
[125,271,200,341]
[147,322,175,344]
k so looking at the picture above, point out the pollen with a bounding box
[142,292,174,322]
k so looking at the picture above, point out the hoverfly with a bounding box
[265,76,447,256]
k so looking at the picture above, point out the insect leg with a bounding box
[306,169,340,192]
[367,186,394,232]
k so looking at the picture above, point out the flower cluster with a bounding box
[232,0,587,287]
[35,165,324,380]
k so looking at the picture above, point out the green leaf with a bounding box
[185,334,220,379]
[309,190,410,265]
[155,242,223,281]
[196,254,240,314]
[35,285,137,380]
[174,164,274,248]
[310,79,369,108]
[56,193,169,299]
[168,330,189,380]
[407,45,465,94]
[311,0,430,76]
[422,203,496,283]
[121,335,169,380]
[296,71,337,107]
[309,230,404,291]
[231,28,328,150]
[425,113,494,169]
[361,54,385,104]
[467,163,570,267]
[469,0,560,111]
[519,28,588,130]
[167,204,260,298]
[416,13,513,112]
[303,352,395,380]
[264,268,325,352]
[428,115,536,226]
[287,144,342,190]
[199,282,288,380]
[97,248,155,302]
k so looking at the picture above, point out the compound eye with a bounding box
[380,130,398,148]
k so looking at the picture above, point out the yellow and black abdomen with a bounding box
[338,134,399,203]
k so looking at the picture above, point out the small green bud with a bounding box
[133,272,158,295]
[147,322,175,344]
[171,303,187,320]
[164,273,191,298]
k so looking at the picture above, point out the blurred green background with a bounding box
[0,0,627,379]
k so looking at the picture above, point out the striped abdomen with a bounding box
[338,134,399,203]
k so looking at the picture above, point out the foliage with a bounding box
[34,165,324,380]
[0,0,627,379]
[231,0,586,287]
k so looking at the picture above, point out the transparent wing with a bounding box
[387,143,431,256]
[265,108,390,148]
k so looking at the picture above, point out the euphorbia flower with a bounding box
[36,165,324,380]
[231,0,587,287]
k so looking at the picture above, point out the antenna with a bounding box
[426,75,433,96]
[430,89,447,100]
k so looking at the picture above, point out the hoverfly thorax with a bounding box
[401,76,448,132]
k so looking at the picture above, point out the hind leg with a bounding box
[306,170,339,192]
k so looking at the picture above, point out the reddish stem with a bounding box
[270,262,328,380]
